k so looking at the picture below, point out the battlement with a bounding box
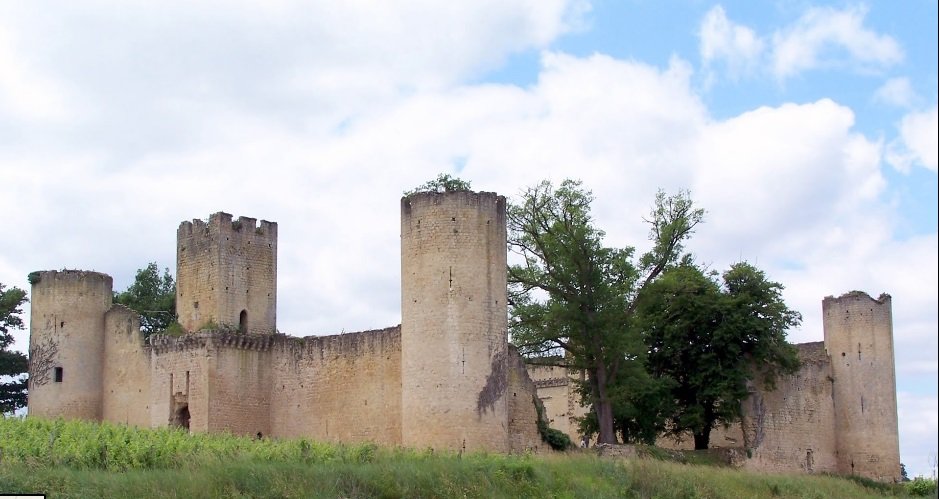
[178,212,277,240]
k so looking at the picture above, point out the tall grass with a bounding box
[0,417,922,498]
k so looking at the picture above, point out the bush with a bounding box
[906,477,938,496]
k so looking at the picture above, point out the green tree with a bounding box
[638,262,801,449]
[404,173,472,196]
[508,180,703,444]
[1,282,29,414]
[114,263,176,335]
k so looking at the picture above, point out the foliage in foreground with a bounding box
[0,417,921,498]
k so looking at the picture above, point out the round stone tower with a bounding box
[400,190,509,452]
[823,291,900,482]
[27,270,113,420]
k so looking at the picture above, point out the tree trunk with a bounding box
[693,429,710,450]
[593,363,617,444]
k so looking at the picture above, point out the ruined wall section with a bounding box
[506,346,543,453]
[177,213,277,334]
[739,342,839,475]
[269,327,402,445]
[102,305,152,427]
[27,270,112,421]
[824,292,900,482]
[149,334,213,432]
[401,191,509,452]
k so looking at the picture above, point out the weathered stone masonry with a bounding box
[27,191,542,453]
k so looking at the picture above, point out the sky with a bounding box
[0,0,935,478]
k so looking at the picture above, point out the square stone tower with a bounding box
[176,212,277,334]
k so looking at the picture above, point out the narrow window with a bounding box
[239,310,248,333]
[54,367,63,382]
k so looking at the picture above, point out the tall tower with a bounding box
[27,270,113,420]
[176,212,277,334]
[400,190,509,452]
[823,291,900,481]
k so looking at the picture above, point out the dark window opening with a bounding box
[54,367,63,383]
[239,310,248,333]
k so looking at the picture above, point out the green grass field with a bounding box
[1,417,934,498]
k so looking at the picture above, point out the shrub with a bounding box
[906,476,938,496]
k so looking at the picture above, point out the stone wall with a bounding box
[269,327,402,445]
[27,270,112,421]
[738,341,839,475]
[101,305,151,427]
[176,213,277,334]
[400,191,510,452]
[207,334,274,437]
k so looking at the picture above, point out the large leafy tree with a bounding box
[638,262,801,449]
[1,282,29,414]
[508,180,703,444]
[114,263,176,335]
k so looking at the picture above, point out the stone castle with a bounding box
[26,189,900,480]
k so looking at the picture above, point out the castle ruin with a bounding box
[26,189,900,480]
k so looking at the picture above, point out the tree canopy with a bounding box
[507,180,703,444]
[637,262,801,449]
[404,173,472,196]
[113,263,177,335]
[1,282,29,414]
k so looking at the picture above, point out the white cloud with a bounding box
[0,25,74,122]
[699,5,764,79]
[887,106,939,172]
[771,5,903,79]
[874,77,917,108]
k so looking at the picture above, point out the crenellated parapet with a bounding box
[150,332,210,354]
[177,212,278,240]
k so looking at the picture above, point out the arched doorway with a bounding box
[239,310,248,333]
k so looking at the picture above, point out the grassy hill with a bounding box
[1,417,933,498]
